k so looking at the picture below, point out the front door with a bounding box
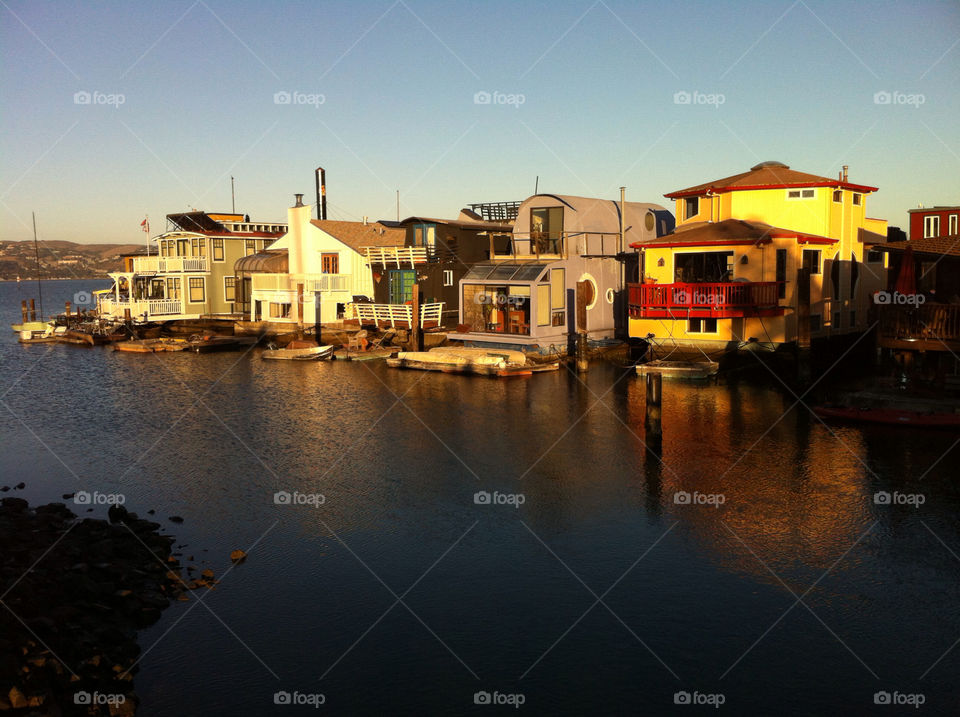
[389,270,415,303]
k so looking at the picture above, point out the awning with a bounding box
[234,249,288,274]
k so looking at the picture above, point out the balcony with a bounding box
[363,246,431,267]
[505,231,621,260]
[99,297,185,320]
[876,302,960,352]
[133,255,209,274]
[628,281,784,318]
[251,273,351,293]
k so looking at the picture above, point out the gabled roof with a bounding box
[665,162,878,198]
[630,218,837,249]
[310,220,406,253]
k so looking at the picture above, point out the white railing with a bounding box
[251,273,352,294]
[351,302,444,328]
[252,273,287,292]
[363,246,430,267]
[99,297,184,319]
[304,274,350,293]
[133,255,209,273]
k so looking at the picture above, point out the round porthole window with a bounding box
[605,288,615,304]
[645,212,655,231]
[579,273,598,310]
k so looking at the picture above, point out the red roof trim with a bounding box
[665,181,878,199]
[630,238,770,249]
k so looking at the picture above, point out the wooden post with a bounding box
[21,300,28,323]
[65,301,71,316]
[296,283,304,329]
[410,283,421,351]
[29,298,36,321]
[576,281,590,372]
[314,293,322,344]
[796,265,811,384]
[645,372,662,451]
[488,233,494,260]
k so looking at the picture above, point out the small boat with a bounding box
[636,359,719,380]
[387,347,558,376]
[113,338,187,353]
[262,341,335,360]
[18,324,59,344]
[187,335,259,353]
[813,405,960,429]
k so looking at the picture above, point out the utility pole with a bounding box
[231,176,236,214]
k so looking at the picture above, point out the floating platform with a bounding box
[387,347,558,377]
[113,339,188,353]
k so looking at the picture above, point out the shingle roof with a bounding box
[665,163,878,198]
[878,235,960,258]
[310,220,406,253]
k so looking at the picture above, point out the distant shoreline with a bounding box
[0,277,111,282]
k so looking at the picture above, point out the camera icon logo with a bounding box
[473,91,491,105]
[874,291,891,305]
[673,91,691,105]
[674,690,691,704]
[74,91,91,105]
[73,291,93,306]
[74,691,92,705]
[274,491,292,505]
[274,691,291,704]
[74,491,92,505]
[874,491,891,505]
[474,491,491,505]
[274,91,291,105]
[474,691,491,704]
[674,289,689,304]
[873,691,891,704]
[674,491,691,505]
[873,91,892,105]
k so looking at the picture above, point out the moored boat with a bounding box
[387,347,558,376]
[262,341,335,360]
[187,335,259,353]
[113,339,188,353]
[813,405,960,429]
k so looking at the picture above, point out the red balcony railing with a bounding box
[628,281,785,318]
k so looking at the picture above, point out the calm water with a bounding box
[2,280,958,715]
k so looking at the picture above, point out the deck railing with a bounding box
[351,302,444,329]
[133,256,209,273]
[628,281,784,318]
[363,246,431,267]
[251,273,351,293]
[99,297,184,319]
[877,302,960,342]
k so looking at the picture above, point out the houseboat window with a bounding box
[150,279,165,299]
[833,311,841,329]
[802,249,821,275]
[684,196,699,219]
[443,270,453,286]
[213,239,224,261]
[531,207,563,254]
[191,238,200,255]
[321,253,339,274]
[166,277,181,300]
[550,269,565,309]
[197,238,206,256]
[188,277,205,303]
[224,276,236,302]
[688,318,717,333]
[866,248,883,262]
[950,214,958,235]
[177,239,189,256]
[787,189,815,199]
[537,285,551,326]
[245,239,257,256]
[461,284,531,335]
[810,314,821,332]
[775,249,787,299]
[924,215,940,238]
[269,302,292,319]
[852,193,862,206]
[674,252,733,283]
[413,224,436,251]
[833,190,842,202]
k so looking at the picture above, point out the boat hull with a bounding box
[813,406,960,429]
[262,345,335,360]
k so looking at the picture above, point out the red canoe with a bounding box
[813,405,960,429]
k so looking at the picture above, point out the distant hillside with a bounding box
[0,240,144,280]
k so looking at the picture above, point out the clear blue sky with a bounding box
[1,0,958,244]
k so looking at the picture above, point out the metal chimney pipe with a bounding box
[294,193,304,207]
[315,167,326,220]
[842,165,848,182]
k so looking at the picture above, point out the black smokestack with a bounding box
[315,167,326,220]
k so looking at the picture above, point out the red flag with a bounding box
[141,218,149,233]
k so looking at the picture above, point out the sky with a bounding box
[1,0,958,245]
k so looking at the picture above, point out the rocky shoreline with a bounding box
[0,498,214,715]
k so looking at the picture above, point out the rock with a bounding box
[0,497,28,511]
[230,549,247,563]
[201,569,214,580]
[14,482,24,490]
[7,688,26,709]
[108,504,130,524]
[168,516,184,524]
[146,509,155,515]
[62,492,75,500]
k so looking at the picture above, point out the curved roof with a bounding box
[234,249,288,274]
[517,194,673,238]
[665,164,878,198]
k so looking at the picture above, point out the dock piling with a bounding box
[29,299,36,322]
[645,372,662,452]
